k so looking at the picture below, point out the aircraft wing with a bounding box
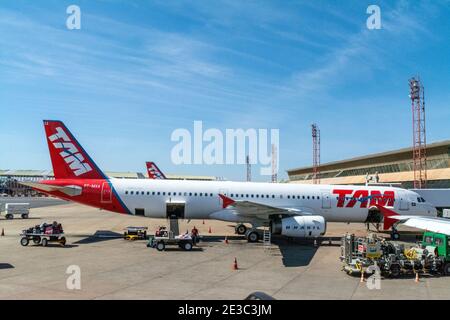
[390,215,450,236]
[219,194,312,219]
[375,204,450,234]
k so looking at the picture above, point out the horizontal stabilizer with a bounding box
[19,181,82,197]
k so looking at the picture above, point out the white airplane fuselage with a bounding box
[102,179,436,224]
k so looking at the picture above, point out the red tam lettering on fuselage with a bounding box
[369,190,395,207]
[332,189,395,208]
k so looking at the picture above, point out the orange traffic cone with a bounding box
[208,226,212,234]
[233,257,238,270]
[415,272,419,283]
[360,271,365,283]
[224,236,229,244]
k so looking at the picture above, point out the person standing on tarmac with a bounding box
[191,226,199,245]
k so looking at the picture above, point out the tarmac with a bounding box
[1,200,450,300]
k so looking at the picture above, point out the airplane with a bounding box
[21,120,437,242]
[146,162,166,179]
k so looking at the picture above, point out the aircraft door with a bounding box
[101,182,112,203]
[399,191,409,211]
[321,192,332,209]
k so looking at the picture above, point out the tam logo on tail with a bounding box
[48,127,93,176]
[44,120,106,180]
[146,162,166,179]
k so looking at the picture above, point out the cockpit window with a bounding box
[417,197,426,203]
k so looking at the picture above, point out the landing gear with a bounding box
[390,228,400,240]
[235,224,247,235]
[246,230,259,243]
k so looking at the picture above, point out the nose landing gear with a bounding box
[390,228,400,240]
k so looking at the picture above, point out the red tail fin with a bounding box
[374,204,400,230]
[44,120,106,180]
[146,161,166,179]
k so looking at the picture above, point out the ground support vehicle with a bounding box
[340,233,448,278]
[20,222,66,247]
[3,203,30,219]
[123,226,148,240]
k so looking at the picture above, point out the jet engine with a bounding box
[271,216,326,238]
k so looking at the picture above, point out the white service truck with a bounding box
[3,203,30,219]
[443,209,450,219]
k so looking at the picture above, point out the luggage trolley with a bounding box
[20,222,66,247]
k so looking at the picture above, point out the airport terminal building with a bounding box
[0,170,217,196]
[287,140,450,189]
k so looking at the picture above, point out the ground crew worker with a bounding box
[191,226,199,245]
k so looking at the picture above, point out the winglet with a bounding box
[219,194,235,208]
[374,204,400,230]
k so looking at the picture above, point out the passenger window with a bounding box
[130,191,134,195]
[125,191,128,195]
[168,192,171,196]
[189,193,192,196]
[194,193,197,196]
[287,195,290,199]
[303,196,305,199]
[211,193,214,197]
[230,194,233,197]
[157,192,160,195]
[152,192,155,195]
[307,196,310,199]
[272,195,275,198]
[163,192,166,196]
[147,192,150,195]
[312,196,315,200]
[256,194,259,198]
[200,193,203,196]
[436,238,443,245]
[317,196,320,200]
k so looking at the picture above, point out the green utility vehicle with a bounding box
[421,231,450,274]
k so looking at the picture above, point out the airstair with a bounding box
[262,223,271,247]
[169,218,180,237]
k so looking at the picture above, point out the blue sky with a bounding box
[0,0,449,181]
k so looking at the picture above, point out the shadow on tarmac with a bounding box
[73,230,123,244]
